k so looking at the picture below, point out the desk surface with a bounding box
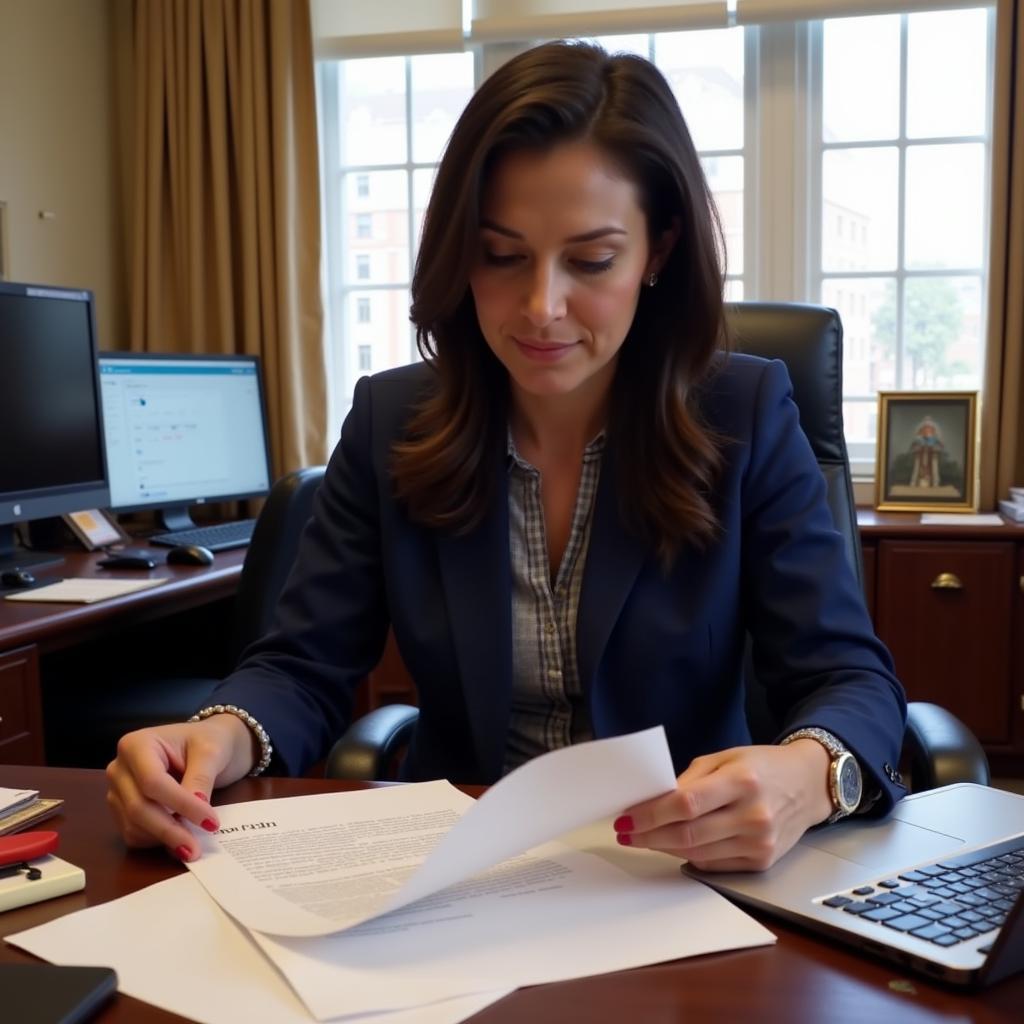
[0,548,246,653]
[1,767,1022,1023]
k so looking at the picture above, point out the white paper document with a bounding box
[7,728,775,1023]
[920,513,1004,526]
[250,835,773,1020]
[8,826,774,1024]
[186,727,678,938]
[3,577,168,603]
[7,872,509,1024]
[0,786,38,815]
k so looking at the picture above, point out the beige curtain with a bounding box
[982,0,1024,504]
[122,0,327,476]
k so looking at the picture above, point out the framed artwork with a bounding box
[62,508,129,551]
[875,391,978,512]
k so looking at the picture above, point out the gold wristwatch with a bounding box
[781,727,863,824]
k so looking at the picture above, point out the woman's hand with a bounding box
[613,740,834,871]
[105,714,258,862]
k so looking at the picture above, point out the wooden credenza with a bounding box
[859,511,1024,776]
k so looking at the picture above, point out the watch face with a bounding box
[837,754,863,811]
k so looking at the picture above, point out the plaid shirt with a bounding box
[503,431,604,774]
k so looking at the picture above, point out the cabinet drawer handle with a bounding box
[931,572,964,591]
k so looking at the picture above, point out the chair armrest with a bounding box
[904,701,990,791]
[324,704,419,780]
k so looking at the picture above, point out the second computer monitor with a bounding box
[99,352,272,530]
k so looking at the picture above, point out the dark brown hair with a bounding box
[393,40,727,560]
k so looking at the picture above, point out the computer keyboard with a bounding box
[149,519,257,552]
[821,833,1024,952]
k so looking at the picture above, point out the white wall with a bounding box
[0,0,125,345]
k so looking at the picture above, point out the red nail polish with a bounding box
[174,845,193,862]
[201,818,218,833]
[194,792,209,803]
[613,815,634,833]
[616,833,633,846]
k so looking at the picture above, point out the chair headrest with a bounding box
[725,302,847,465]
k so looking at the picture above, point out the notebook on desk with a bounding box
[691,783,1024,987]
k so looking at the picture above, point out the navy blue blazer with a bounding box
[211,354,907,812]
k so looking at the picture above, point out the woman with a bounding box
[106,41,906,872]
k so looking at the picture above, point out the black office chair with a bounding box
[49,467,327,766]
[324,303,991,790]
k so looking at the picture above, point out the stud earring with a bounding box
[646,271,659,287]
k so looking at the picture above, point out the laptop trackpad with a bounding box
[800,815,965,870]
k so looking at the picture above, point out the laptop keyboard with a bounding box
[149,519,257,552]
[821,833,1024,953]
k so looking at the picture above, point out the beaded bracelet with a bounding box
[188,704,273,777]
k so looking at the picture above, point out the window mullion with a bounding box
[752,20,807,301]
[405,56,416,364]
[895,14,909,390]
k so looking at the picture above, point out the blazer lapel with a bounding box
[577,452,647,700]
[436,468,513,783]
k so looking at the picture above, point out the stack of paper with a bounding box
[7,729,775,1024]
[999,486,1024,523]
[0,788,63,836]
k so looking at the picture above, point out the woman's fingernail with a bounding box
[174,845,193,862]
[616,833,633,846]
[201,818,218,833]
[613,815,634,833]
[194,791,208,803]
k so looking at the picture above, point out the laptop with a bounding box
[689,783,1024,987]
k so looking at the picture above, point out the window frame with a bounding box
[317,8,995,485]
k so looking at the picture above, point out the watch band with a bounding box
[781,727,848,759]
[780,727,861,823]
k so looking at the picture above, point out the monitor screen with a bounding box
[98,352,272,527]
[0,282,109,570]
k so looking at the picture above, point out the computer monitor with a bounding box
[98,352,272,530]
[0,281,110,573]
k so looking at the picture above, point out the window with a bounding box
[317,6,995,478]
[319,52,475,436]
[813,8,992,475]
[591,29,747,298]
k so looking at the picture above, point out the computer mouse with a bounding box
[1,568,37,588]
[166,544,215,567]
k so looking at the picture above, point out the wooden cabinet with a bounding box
[860,512,1024,775]
[0,644,44,765]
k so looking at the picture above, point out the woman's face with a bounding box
[469,141,660,409]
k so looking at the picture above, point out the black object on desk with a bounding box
[1,569,37,588]
[96,550,157,570]
[0,963,117,1023]
[165,545,215,567]
[149,518,256,552]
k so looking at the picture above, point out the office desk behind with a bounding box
[0,766,1021,1024]
[0,551,245,764]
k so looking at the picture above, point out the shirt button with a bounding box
[548,669,562,680]
[545,621,556,634]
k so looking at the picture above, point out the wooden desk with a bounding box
[0,550,245,764]
[1,767,1021,1023]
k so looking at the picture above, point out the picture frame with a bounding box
[875,391,978,512]
[62,508,129,551]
